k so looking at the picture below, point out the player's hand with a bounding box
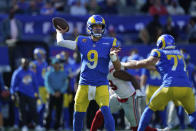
[56,25,68,34]
[110,47,121,56]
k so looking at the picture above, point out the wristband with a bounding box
[120,64,125,70]
[110,55,117,62]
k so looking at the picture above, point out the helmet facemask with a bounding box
[89,24,105,38]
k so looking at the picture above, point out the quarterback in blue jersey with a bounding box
[110,34,196,131]
[56,15,119,131]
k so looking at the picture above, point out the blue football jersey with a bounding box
[142,69,162,86]
[76,35,118,86]
[32,60,48,86]
[150,48,192,88]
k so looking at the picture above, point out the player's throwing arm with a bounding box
[52,17,77,50]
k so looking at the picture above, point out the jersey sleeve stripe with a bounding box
[75,36,79,42]
[151,49,161,57]
[154,50,161,57]
[112,38,117,47]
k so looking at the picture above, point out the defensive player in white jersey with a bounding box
[90,65,157,131]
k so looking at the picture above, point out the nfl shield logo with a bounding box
[82,39,87,43]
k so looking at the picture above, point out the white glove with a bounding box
[135,89,145,99]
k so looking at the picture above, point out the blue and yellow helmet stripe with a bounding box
[151,49,161,57]
[156,34,175,49]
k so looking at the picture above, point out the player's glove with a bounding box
[135,89,145,99]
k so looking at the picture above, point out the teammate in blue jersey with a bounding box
[110,34,196,131]
[32,48,48,126]
[140,69,167,128]
[10,58,42,131]
[166,49,196,130]
[56,15,119,131]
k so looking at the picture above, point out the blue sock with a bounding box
[73,112,85,131]
[138,107,153,131]
[176,106,185,129]
[189,111,196,130]
[101,106,115,131]
[63,108,70,129]
[158,108,167,128]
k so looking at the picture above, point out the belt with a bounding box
[117,97,128,103]
[117,92,136,103]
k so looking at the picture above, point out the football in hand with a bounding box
[52,17,69,32]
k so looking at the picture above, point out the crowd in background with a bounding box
[0,0,193,16]
[0,0,196,45]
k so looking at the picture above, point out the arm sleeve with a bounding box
[112,38,120,48]
[56,31,77,50]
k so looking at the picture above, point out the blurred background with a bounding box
[0,0,196,131]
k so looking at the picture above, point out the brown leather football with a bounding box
[52,17,69,32]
